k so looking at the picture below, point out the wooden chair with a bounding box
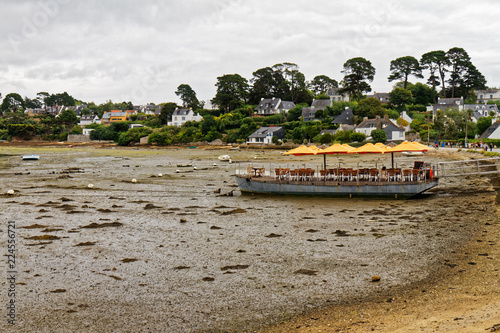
[350,169,359,181]
[402,169,412,182]
[411,169,420,181]
[368,169,379,181]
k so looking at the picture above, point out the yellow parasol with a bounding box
[317,143,352,169]
[342,143,355,151]
[282,145,318,156]
[348,143,387,154]
[386,141,430,168]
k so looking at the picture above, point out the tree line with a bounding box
[0,46,492,145]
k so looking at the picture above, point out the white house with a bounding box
[355,115,405,141]
[78,114,100,127]
[464,104,500,122]
[476,89,500,103]
[247,127,285,144]
[167,108,203,127]
[326,86,350,102]
[83,128,94,136]
[254,98,295,115]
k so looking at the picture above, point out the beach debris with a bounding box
[7,189,15,195]
[121,258,139,263]
[210,226,222,230]
[74,242,97,246]
[96,208,114,213]
[24,235,61,241]
[80,221,123,229]
[193,166,197,170]
[176,169,180,173]
[131,179,137,183]
[371,275,381,282]
[180,218,187,223]
[202,277,215,282]
[220,208,246,215]
[217,190,234,197]
[265,233,282,238]
[158,173,163,177]
[213,188,221,193]
[109,275,122,280]
[41,228,63,232]
[174,266,190,270]
[50,289,67,293]
[59,197,73,202]
[294,269,318,276]
[221,265,249,271]
[21,223,48,229]
[87,184,94,188]
[486,324,500,332]
[333,230,350,237]
[213,163,217,166]
[305,229,318,233]
[144,203,161,210]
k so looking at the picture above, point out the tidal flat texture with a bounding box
[0,146,494,332]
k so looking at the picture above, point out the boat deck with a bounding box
[238,175,437,187]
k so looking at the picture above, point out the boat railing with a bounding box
[236,164,434,184]
[434,157,500,177]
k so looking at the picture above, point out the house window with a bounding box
[182,117,185,121]
[491,95,493,99]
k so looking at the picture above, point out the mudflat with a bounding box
[0,145,498,332]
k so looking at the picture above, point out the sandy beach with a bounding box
[0,144,499,332]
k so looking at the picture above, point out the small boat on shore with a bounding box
[218,155,231,161]
[21,154,40,161]
[402,151,424,157]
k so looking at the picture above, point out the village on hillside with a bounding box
[1,49,500,148]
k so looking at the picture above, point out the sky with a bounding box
[1,0,500,106]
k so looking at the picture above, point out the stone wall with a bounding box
[67,135,90,143]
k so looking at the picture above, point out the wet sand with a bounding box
[0,145,497,332]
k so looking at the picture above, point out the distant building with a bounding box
[79,114,100,127]
[101,111,129,125]
[301,107,317,122]
[302,99,332,122]
[367,92,390,103]
[464,104,500,122]
[326,86,350,102]
[311,99,331,110]
[254,98,295,115]
[332,107,354,125]
[479,121,500,139]
[355,115,405,141]
[167,108,203,127]
[475,89,500,103]
[432,97,464,116]
[247,126,285,144]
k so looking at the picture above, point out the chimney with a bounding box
[384,114,389,120]
[363,117,368,121]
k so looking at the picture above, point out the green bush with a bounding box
[349,132,366,142]
[148,131,173,146]
[117,127,153,146]
[371,129,387,143]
